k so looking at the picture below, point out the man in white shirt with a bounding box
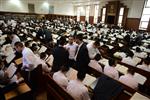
[137,57,150,72]
[87,40,100,59]
[7,32,20,48]
[65,36,78,68]
[67,72,90,100]
[104,58,119,80]
[14,42,41,71]
[88,54,102,72]
[53,66,69,90]
[119,69,138,89]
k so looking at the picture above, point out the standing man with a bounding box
[65,36,78,68]
[74,34,90,78]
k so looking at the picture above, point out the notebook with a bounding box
[130,92,150,100]
[133,73,147,85]
[6,63,17,78]
[83,74,96,86]
[115,64,128,74]
[38,46,47,54]
[66,68,77,80]
[6,53,16,63]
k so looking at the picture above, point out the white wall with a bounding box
[0,0,74,15]
[122,0,145,18]
[53,3,74,15]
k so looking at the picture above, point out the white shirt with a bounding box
[67,80,90,100]
[40,59,51,73]
[137,64,150,72]
[134,52,147,59]
[74,42,83,61]
[119,74,138,89]
[87,42,100,59]
[22,47,41,71]
[104,65,119,80]
[53,71,68,90]
[65,43,78,60]
[12,35,20,48]
[121,56,141,66]
[88,60,102,72]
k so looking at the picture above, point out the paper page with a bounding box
[99,58,108,66]
[82,74,96,86]
[6,63,17,78]
[66,68,77,80]
[90,78,99,89]
[115,64,128,74]
[130,92,150,100]
[32,32,37,37]
[133,73,147,85]
[46,55,54,66]
[6,53,16,63]
[38,46,47,54]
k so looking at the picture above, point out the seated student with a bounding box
[119,69,138,89]
[39,52,51,73]
[66,73,90,100]
[134,47,147,59]
[53,66,69,90]
[88,54,102,72]
[87,40,100,59]
[121,50,141,66]
[7,31,20,48]
[104,58,119,80]
[137,57,150,72]
[0,59,23,85]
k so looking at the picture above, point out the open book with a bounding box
[46,55,54,67]
[115,64,128,74]
[6,63,17,78]
[38,46,47,54]
[82,74,96,86]
[133,73,147,85]
[6,53,16,63]
[130,92,150,100]
[66,68,77,80]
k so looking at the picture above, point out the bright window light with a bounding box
[43,2,49,7]
[10,0,21,6]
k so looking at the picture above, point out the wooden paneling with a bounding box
[80,16,85,22]
[147,20,150,32]
[125,18,140,31]
[89,16,94,24]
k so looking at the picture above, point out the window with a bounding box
[94,5,99,24]
[139,0,150,30]
[85,6,90,22]
[28,4,35,13]
[118,7,124,26]
[101,7,106,23]
[77,7,81,22]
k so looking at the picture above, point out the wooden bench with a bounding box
[4,83,31,100]
[45,74,74,100]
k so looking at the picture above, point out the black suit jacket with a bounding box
[52,46,69,72]
[76,42,90,76]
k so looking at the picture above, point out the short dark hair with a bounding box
[40,52,47,60]
[94,54,101,61]
[14,42,24,47]
[108,58,116,66]
[61,66,69,72]
[75,34,83,41]
[77,72,85,81]
[58,36,66,45]
[144,57,150,65]
[136,47,141,52]
[127,69,134,75]
[127,50,134,58]
[94,40,100,47]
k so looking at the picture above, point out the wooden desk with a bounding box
[5,83,31,100]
